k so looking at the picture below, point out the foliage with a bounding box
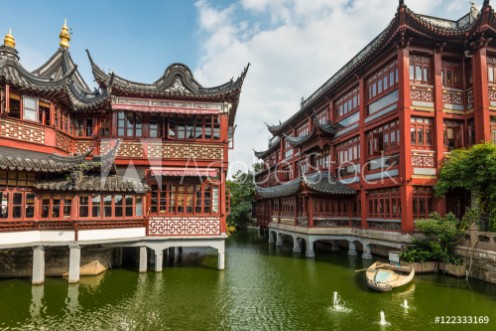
[435,143,496,231]
[400,212,466,265]
[226,168,256,232]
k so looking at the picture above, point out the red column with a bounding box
[358,77,368,228]
[472,46,491,143]
[220,114,229,163]
[220,113,229,234]
[50,103,56,129]
[307,196,314,227]
[433,50,446,215]
[220,171,227,234]
[397,47,414,233]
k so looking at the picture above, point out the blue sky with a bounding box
[0,1,209,81]
[0,0,474,174]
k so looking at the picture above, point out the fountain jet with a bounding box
[379,311,389,326]
[331,291,351,312]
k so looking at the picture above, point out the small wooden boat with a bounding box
[365,262,415,292]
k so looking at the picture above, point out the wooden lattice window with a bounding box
[410,55,432,85]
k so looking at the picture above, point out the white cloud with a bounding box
[193,0,471,176]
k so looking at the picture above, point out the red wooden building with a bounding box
[0,21,247,283]
[254,1,496,234]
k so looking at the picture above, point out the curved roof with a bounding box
[254,136,280,159]
[87,50,249,125]
[265,1,496,136]
[255,172,355,199]
[0,45,109,112]
[88,50,248,98]
[31,48,91,93]
[256,176,302,199]
[0,140,119,174]
[34,175,149,194]
[283,132,313,147]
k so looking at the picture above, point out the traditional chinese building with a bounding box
[0,21,248,283]
[254,1,496,257]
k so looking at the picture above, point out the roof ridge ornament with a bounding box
[59,18,71,49]
[469,2,479,19]
[4,28,15,48]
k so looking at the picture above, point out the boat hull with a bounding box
[365,262,415,292]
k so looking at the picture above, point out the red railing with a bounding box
[410,84,433,103]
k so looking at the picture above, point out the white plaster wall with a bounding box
[0,231,41,246]
[40,230,75,242]
[78,227,146,242]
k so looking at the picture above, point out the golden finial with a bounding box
[4,28,15,48]
[59,18,71,49]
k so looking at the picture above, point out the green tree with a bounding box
[401,212,466,264]
[435,142,496,231]
[226,167,258,233]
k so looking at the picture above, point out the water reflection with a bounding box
[1,229,496,331]
[30,285,44,320]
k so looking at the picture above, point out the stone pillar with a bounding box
[218,251,225,270]
[276,233,283,246]
[292,237,301,253]
[139,246,147,273]
[362,243,373,260]
[154,250,163,272]
[268,231,275,244]
[348,241,357,256]
[331,241,340,251]
[68,245,81,284]
[32,246,45,285]
[305,239,315,258]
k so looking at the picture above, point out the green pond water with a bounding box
[0,229,495,330]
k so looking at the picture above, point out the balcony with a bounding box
[411,150,436,176]
[442,88,464,113]
[410,84,434,110]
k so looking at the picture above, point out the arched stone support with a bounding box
[276,232,283,246]
[154,249,163,272]
[268,230,275,243]
[305,239,315,258]
[68,245,81,283]
[32,246,45,285]
[145,238,226,271]
[348,241,357,256]
[292,236,301,253]
[139,246,148,273]
[218,245,225,270]
[362,241,373,260]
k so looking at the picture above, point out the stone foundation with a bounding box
[0,246,115,279]
[454,246,496,284]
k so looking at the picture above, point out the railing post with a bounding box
[469,223,478,247]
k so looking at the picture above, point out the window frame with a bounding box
[410,54,432,85]
[410,117,433,150]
